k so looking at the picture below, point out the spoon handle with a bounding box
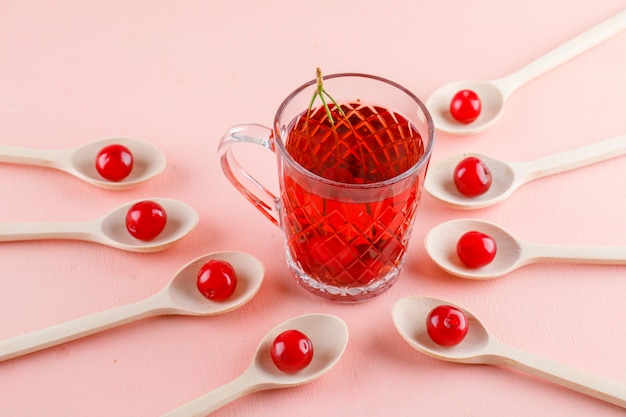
[520,134,626,180]
[0,145,68,168]
[497,9,626,96]
[0,295,162,362]
[528,242,626,265]
[494,341,626,408]
[160,370,263,417]
[0,221,97,243]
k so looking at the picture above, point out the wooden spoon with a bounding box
[392,296,626,408]
[425,134,626,209]
[0,137,166,189]
[425,219,626,279]
[160,313,349,416]
[0,251,264,362]
[426,10,626,135]
[0,197,198,252]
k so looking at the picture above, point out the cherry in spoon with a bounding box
[393,296,626,408]
[0,137,166,189]
[426,10,626,135]
[160,313,348,416]
[425,134,626,209]
[0,251,264,363]
[425,219,626,279]
[0,197,198,252]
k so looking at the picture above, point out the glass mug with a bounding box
[219,73,434,302]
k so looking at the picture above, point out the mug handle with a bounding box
[218,124,280,226]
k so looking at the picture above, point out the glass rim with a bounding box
[273,72,435,189]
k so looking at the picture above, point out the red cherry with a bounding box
[271,330,314,373]
[456,230,497,268]
[196,260,238,301]
[426,305,469,347]
[449,89,481,124]
[453,157,492,197]
[125,200,167,241]
[95,144,133,181]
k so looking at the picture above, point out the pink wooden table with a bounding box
[1,1,625,416]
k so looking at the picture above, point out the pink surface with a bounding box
[1,1,625,416]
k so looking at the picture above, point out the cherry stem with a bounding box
[307,68,348,128]
[305,68,366,189]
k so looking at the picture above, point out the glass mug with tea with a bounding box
[219,70,434,302]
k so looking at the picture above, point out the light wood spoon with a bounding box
[160,313,348,417]
[426,9,626,134]
[425,134,626,209]
[0,197,198,252]
[425,219,626,279]
[0,251,264,363]
[0,137,166,189]
[392,296,626,408]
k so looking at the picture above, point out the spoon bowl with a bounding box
[425,219,523,280]
[166,251,265,315]
[69,137,167,189]
[250,314,349,386]
[0,251,265,363]
[425,219,626,279]
[392,296,491,362]
[161,314,349,416]
[98,197,199,252]
[426,81,505,135]
[392,296,626,408]
[0,137,166,189]
[424,152,518,210]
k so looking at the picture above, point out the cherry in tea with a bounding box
[280,102,425,301]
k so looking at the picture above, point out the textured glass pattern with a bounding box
[280,103,424,301]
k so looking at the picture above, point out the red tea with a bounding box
[280,102,425,299]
